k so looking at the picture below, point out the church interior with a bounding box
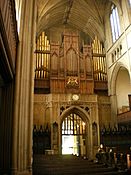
[0,0,131,174]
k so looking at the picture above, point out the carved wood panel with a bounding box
[49,31,94,94]
[35,30,107,94]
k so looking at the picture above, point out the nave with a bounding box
[0,0,131,174]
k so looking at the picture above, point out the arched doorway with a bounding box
[60,106,92,158]
[62,113,86,156]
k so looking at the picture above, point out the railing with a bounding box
[0,0,18,73]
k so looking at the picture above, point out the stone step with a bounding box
[33,155,126,175]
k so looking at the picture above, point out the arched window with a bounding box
[110,4,121,42]
[15,0,22,34]
[129,0,131,7]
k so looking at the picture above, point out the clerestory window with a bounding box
[110,4,121,43]
[129,0,131,7]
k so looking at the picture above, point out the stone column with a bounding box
[110,95,117,126]
[88,121,93,160]
[11,0,36,174]
[27,0,37,171]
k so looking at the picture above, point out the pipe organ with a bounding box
[34,31,107,94]
[92,36,107,93]
[34,31,109,156]
[34,32,50,93]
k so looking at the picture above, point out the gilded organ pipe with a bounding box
[92,36,107,81]
[35,31,50,80]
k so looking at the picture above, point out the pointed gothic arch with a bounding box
[110,62,130,95]
[59,106,93,159]
[109,62,131,124]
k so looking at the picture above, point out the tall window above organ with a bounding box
[129,0,131,7]
[110,4,121,43]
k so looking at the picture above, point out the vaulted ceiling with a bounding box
[37,0,115,42]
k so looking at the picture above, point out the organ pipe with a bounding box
[92,36,107,81]
[35,32,50,79]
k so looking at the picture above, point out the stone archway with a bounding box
[110,62,131,124]
[116,67,131,113]
[59,106,93,160]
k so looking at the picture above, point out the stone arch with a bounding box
[59,106,93,159]
[110,62,129,95]
[60,106,91,125]
[104,0,122,45]
[112,0,122,14]
[110,62,131,122]
[105,0,123,27]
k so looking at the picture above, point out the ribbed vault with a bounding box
[37,0,117,41]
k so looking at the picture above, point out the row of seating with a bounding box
[33,154,128,175]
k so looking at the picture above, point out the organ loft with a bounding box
[33,29,110,158]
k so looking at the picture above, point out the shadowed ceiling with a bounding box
[37,0,115,42]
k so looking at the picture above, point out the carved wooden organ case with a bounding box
[34,31,107,94]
